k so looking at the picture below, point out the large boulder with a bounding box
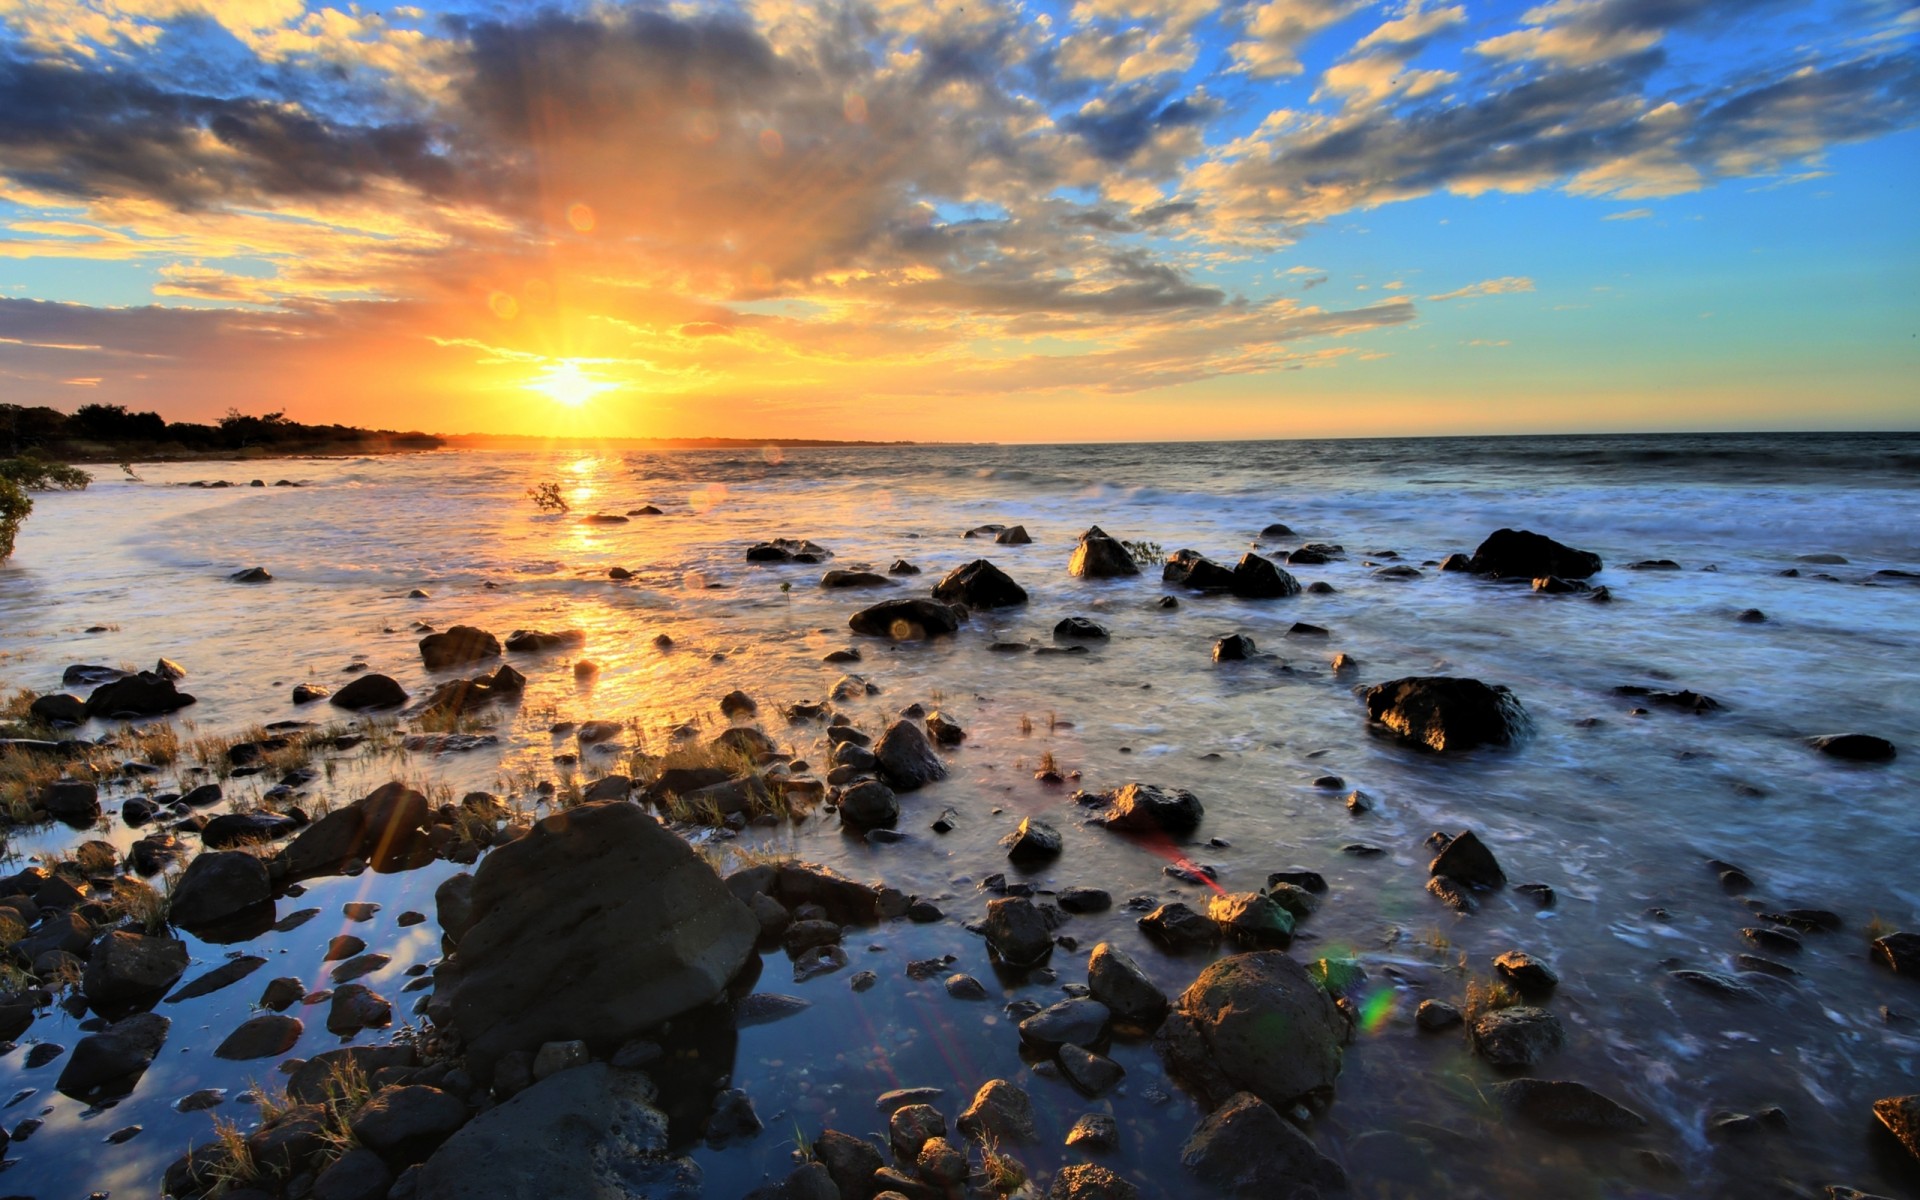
[1465,528,1602,580]
[1158,951,1347,1110]
[932,559,1028,609]
[1163,549,1236,591]
[1093,782,1203,834]
[280,782,433,880]
[331,673,409,711]
[847,598,961,640]
[169,850,272,928]
[82,931,189,1009]
[1228,553,1301,599]
[1068,526,1139,579]
[85,671,194,718]
[872,720,947,791]
[414,1063,698,1199]
[436,801,758,1081]
[28,693,87,726]
[57,1012,170,1097]
[1364,676,1528,752]
[419,625,501,670]
[1181,1091,1346,1198]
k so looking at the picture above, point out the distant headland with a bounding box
[2,403,442,461]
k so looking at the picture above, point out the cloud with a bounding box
[1603,206,1653,219]
[1233,0,1368,78]
[1428,275,1535,300]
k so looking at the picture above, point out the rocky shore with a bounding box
[1,516,1916,1200]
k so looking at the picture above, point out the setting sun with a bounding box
[528,360,617,408]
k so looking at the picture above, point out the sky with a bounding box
[0,0,1915,442]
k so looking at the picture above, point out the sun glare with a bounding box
[529,360,616,407]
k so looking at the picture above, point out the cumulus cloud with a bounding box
[1428,276,1535,300]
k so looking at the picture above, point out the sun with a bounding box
[529,359,617,407]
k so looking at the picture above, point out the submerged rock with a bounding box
[419,625,501,670]
[932,558,1028,608]
[1181,1091,1346,1198]
[847,598,961,640]
[1213,634,1256,662]
[1493,1078,1647,1133]
[1809,733,1896,762]
[1471,1006,1565,1067]
[1364,676,1529,752]
[1466,528,1603,580]
[1157,951,1347,1110]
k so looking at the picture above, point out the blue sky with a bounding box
[0,0,1914,439]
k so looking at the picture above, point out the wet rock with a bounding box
[1268,868,1328,894]
[331,673,408,711]
[1228,552,1301,599]
[1069,526,1140,578]
[1416,999,1463,1031]
[1470,1006,1565,1067]
[1492,950,1558,996]
[419,625,501,671]
[312,1147,393,1200]
[891,1103,947,1158]
[86,670,196,718]
[1058,1042,1125,1095]
[1872,932,1920,976]
[56,1012,169,1096]
[1066,1112,1118,1151]
[994,525,1032,545]
[436,801,757,1081]
[1429,829,1505,888]
[414,1062,696,1198]
[1181,1091,1346,1198]
[1054,616,1110,640]
[1059,887,1112,913]
[985,897,1054,967]
[848,598,961,639]
[260,976,306,1012]
[1809,733,1896,762]
[1212,633,1256,662]
[704,1087,761,1145]
[1164,549,1236,591]
[1492,1078,1647,1133]
[82,930,188,1008]
[281,781,433,879]
[201,810,300,848]
[1088,943,1167,1027]
[328,984,392,1035]
[1139,902,1218,951]
[29,692,88,725]
[1095,781,1204,834]
[1050,1164,1138,1200]
[215,1014,304,1060]
[286,1045,418,1104]
[933,559,1028,609]
[169,850,272,928]
[1466,529,1602,580]
[1019,998,1110,1052]
[888,560,921,576]
[958,1078,1036,1142]
[1366,676,1529,752]
[1208,892,1294,948]
[814,1129,884,1198]
[873,720,947,791]
[38,778,100,826]
[1002,817,1062,863]
[1158,951,1347,1109]
[1873,1094,1920,1161]
[944,973,988,1000]
[839,779,899,826]
[1741,925,1802,954]
[925,712,966,745]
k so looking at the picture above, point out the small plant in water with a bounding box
[527,480,570,513]
[1122,539,1165,566]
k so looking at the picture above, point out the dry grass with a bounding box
[1463,976,1521,1022]
[71,840,118,874]
[126,721,183,766]
[0,689,35,722]
[1037,750,1059,775]
[980,1136,1027,1195]
[1018,713,1033,736]
[0,750,64,824]
[206,1116,263,1196]
[111,874,175,935]
[1866,912,1892,942]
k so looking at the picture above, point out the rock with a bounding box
[1054,616,1110,640]
[435,801,757,1080]
[330,673,409,711]
[872,720,946,791]
[201,810,300,848]
[1213,633,1256,662]
[1094,781,1204,835]
[1019,998,1110,1052]
[1466,528,1602,580]
[1058,1042,1125,1095]
[56,1012,169,1096]
[1873,932,1920,976]
[984,896,1054,967]
[925,712,966,745]
[1809,733,1896,762]
[1139,902,1218,951]
[933,558,1027,609]
[994,525,1032,545]
[819,569,892,589]
[1429,830,1505,888]
[1180,1091,1346,1198]
[1366,676,1528,752]
[503,629,584,653]
[281,781,433,879]
[215,1014,303,1059]
[328,984,392,1034]
[169,850,272,928]
[1493,950,1558,996]
[839,780,899,826]
[286,1045,418,1104]
[1493,1078,1647,1133]
[162,956,265,1004]
[231,566,273,582]
[891,1103,947,1157]
[958,1078,1037,1143]
[1066,1111,1118,1151]
[1069,527,1140,578]
[1874,1095,1919,1161]
[1208,892,1294,947]
[85,670,195,719]
[1158,951,1347,1109]
[1059,887,1111,913]
[1164,549,1237,591]
[414,1063,696,1198]
[1228,552,1301,599]
[848,598,961,640]
[814,1129,884,1198]
[1002,817,1062,863]
[312,1147,393,1200]
[1088,943,1168,1027]
[38,778,99,826]
[419,626,501,670]
[82,931,188,1008]
[28,693,87,725]
[436,873,477,944]
[748,538,833,563]
[1050,1164,1138,1200]
[1416,999,1463,1030]
[1470,1006,1565,1067]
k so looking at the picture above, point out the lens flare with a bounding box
[528,360,615,407]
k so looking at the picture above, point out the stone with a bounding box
[1213,633,1256,662]
[1058,1043,1125,1095]
[532,1040,590,1080]
[984,896,1054,967]
[215,1014,303,1060]
[957,1078,1036,1142]
[890,1104,947,1158]
[839,780,899,826]
[1873,1094,1919,1161]
[1096,781,1204,834]
[1069,527,1140,579]
[1228,552,1301,599]
[944,973,988,1000]
[260,976,306,1011]
[1416,999,1463,1031]
[413,1063,697,1199]
[328,984,392,1035]
[82,930,189,1008]
[1157,951,1347,1109]
[1059,887,1112,913]
[933,558,1028,609]
[1493,1078,1647,1133]
[1872,931,1920,976]
[281,781,433,879]
[419,625,501,670]
[848,598,961,639]
[85,671,195,718]
[1002,817,1062,862]
[1138,902,1218,951]
[312,1147,393,1200]
[873,720,947,791]
[1809,733,1896,762]
[814,1129,884,1199]
[1208,892,1294,948]
[201,811,300,848]
[436,801,758,1080]
[504,629,584,653]
[1429,829,1504,889]
[56,1012,169,1096]
[1065,1112,1118,1151]
[1366,676,1528,752]
[1465,528,1602,580]
[1180,1091,1346,1198]
[1087,943,1167,1028]
[1050,1164,1138,1200]
[1164,549,1237,591]
[1470,1006,1565,1067]
[330,673,409,711]
[29,692,88,725]
[169,850,272,928]
[286,1045,418,1104]
[1019,998,1110,1052]
[436,873,477,944]
[39,779,99,825]
[1493,950,1558,996]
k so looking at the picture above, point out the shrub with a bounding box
[527,481,569,513]
[0,478,27,562]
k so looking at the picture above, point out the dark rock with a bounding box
[1164,549,1237,591]
[1059,1042,1125,1095]
[748,538,833,562]
[231,566,273,582]
[38,778,100,826]
[82,931,188,1008]
[1493,1078,1647,1133]
[888,560,921,576]
[933,559,1027,609]
[1002,817,1062,863]
[873,720,947,791]
[286,1045,418,1104]
[170,850,272,927]
[201,810,300,848]
[1466,528,1603,580]
[848,598,961,640]
[1181,1091,1346,1198]
[944,974,988,1000]
[1872,931,1919,976]
[1366,676,1528,752]
[1614,685,1722,713]
[1139,902,1218,951]
[1741,925,1802,954]
[503,629,585,653]
[1228,552,1301,599]
[925,712,966,745]
[1471,1006,1565,1067]
[215,1014,304,1059]
[1212,634,1256,662]
[984,896,1054,967]
[1670,970,1759,999]
[1088,943,1167,1027]
[820,570,892,589]
[330,674,409,711]
[1096,781,1203,834]
[1054,616,1110,640]
[1050,1164,1138,1200]
[1874,1095,1919,1161]
[1493,950,1558,996]
[1158,951,1346,1109]
[890,1103,946,1157]
[419,626,501,670]
[281,781,433,879]
[167,956,266,1002]
[28,693,87,725]
[56,1012,169,1096]
[1018,998,1109,1052]
[434,801,757,1081]
[1069,527,1140,578]
[1267,868,1328,893]
[957,1078,1036,1142]
[1809,733,1896,762]
[814,1129,884,1199]
[839,779,899,826]
[1430,829,1505,888]
[1059,887,1111,913]
[1416,999,1463,1030]
[327,983,392,1034]
[312,1147,393,1200]
[1066,1111,1118,1151]
[1208,892,1294,947]
[85,670,196,718]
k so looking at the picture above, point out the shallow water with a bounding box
[2,433,1918,1198]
